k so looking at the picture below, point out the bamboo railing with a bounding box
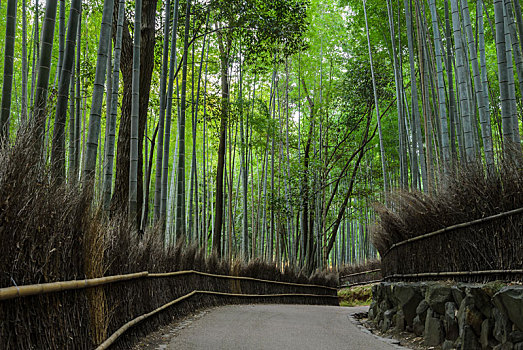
[384,269,523,280]
[339,269,381,280]
[382,207,523,257]
[1,269,338,349]
[0,269,337,301]
[0,272,148,300]
[95,290,339,350]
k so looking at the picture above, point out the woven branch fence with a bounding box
[338,259,382,285]
[0,269,338,349]
[380,208,523,283]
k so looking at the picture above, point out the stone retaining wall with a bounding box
[369,282,523,350]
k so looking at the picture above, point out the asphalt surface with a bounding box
[164,304,406,350]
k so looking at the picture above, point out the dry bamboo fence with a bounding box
[0,269,337,301]
[95,290,339,350]
[380,207,523,282]
[384,269,523,281]
[339,269,381,280]
[338,280,383,289]
[382,207,523,257]
[1,269,338,349]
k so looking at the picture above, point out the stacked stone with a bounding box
[368,282,523,350]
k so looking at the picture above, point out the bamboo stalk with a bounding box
[383,207,523,257]
[0,270,337,301]
[152,270,338,291]
[95,290,338,350]
[339,269,381,279]
[338,280,383,289]
[0,272,148,301]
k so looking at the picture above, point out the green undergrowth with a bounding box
[338,285,373,307]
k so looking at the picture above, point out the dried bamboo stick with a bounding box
[95,290,338,350]
[0,269,336,301]
[383,207,523,257]
[338,280,383,289]
[151,270,338,291]
[0,272,148,301]
[384,269,523,280]
[340,269,381,279]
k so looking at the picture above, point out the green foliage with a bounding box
[338,285,373,306]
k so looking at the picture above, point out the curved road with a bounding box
[159,304,406,350]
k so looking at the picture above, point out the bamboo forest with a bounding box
[2,0,523,347]
[1,0,523,268]
[2,0,523,267]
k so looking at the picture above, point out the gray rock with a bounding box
[462,325,481,350]
[380,300,392,314]
[393,283,423,327]
[458,296,484,337]
[372,284,379,298]
[442,340,455,350]
[417,300,430,316]
[480,319,491,350]
[468,286,494,319]
[369,301,378,320]
[413,315,425,336]
[427,284,454,315]
[452,286,465,306]
[425,310,444,346]
[493,342,514,350]
[493,307,513,343]
[394,309,405,332]
[368,308,375,320]
[445,302,459,341]
[467,307,484,336]
[381,283,395,305]
[383,309,395,332]
[509,331,523,344]
[493,286,523,332]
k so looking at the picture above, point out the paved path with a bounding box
[163,304,406,350]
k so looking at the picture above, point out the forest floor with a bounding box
[132,304,409,349]
[338,284,374,306]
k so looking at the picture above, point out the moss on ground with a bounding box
[338,285,373,307]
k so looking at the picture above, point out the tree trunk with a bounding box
[363,0,387,200]
[153,0,171,223]
[212,29,231,257]
[51,0,81,182]
[0,0,18,140]
[160,0,180,233]
[129,0,142,227]
[429,0,451,172]
[404,0,426,191]
[444,0,458,165]
[21,0,28,122]
[461,0,494,170]
[494,0,516,150]
[450,0,475,162]
[83,0,114,184]
[33,0,58,145]
[111,0,158,219]
[175,0,191,240]
[102,0,125,211]
[57,0,65,81]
